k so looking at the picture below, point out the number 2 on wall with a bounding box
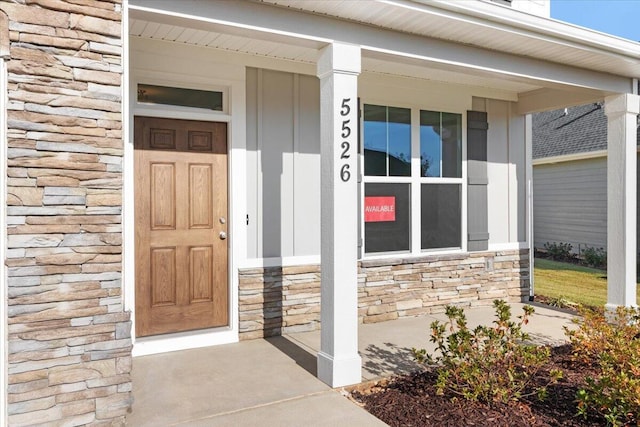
[339,98,352,182]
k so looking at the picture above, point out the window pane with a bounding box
[420,111,441,177]
[364,104,387,176]
[365,183,410,253]
[364,104,411,177]
[388,107,411,177]
[137,84,223,111]
[441,113,462,178]
[421,184,461,250]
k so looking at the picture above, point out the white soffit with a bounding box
[129,16,538,94]
[362,57,538,93]
[262,0,640,78]
[129,18,320,63]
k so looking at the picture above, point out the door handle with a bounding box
[219,231,227,240]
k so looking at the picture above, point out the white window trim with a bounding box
[359,100,468,258]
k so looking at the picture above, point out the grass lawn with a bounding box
[533,258,640,308]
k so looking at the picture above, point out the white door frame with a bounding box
[124,43,246,357]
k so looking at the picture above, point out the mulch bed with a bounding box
[349,345,609,427]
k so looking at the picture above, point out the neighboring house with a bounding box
[533,104,640,254]
[2,0,640,425]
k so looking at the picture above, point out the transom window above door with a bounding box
[137,83,224,111]
[362,103,463,255]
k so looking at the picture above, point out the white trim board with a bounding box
[132,327,237,357]
[239,255,321,269]
[532,149,607,165]
[533,147,640,165]
[488,242,529,252]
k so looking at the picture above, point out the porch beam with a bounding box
[316,42,362,388]
[605,93,640,310]
[516,87,605,115]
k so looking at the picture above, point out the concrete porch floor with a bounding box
[127,303,574,426]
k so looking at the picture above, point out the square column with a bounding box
[316,42,362,387]
[605,93,640,309]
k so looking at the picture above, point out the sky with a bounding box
[551,0,640,42]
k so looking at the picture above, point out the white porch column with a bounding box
[605,93,640,309]
[316,42,362,387]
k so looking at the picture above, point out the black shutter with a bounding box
[467,111,489,251]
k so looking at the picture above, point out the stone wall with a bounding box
[238,250,529,339]
[2,1,131,425]
[239,265,321,340]
[358,250,530,322]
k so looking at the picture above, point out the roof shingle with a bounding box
[532,103,640,159]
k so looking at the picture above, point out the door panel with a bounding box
[150,247,176,306]
[190,246,213,302]
[189,164,213,228]
[135,116,228,337]
[150,163,176,230]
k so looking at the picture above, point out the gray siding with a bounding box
[533,157,609,253]
[484,98,527,246]
[246,68,321,259]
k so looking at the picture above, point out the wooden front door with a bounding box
[134,116,228,337]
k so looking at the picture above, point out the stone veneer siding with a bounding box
[238,250,530,339]
[239,265,322,340]
[2,1,131,425]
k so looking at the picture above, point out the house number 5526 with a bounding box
[339,98,352,182]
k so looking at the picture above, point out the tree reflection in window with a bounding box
[420,111,461,178]
[364,104,411,177]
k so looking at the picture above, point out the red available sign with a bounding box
[364,196,396,222]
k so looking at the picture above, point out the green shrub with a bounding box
[567,306,640,426]
[581,246,607,269]
[546,295,577,309]
[543,241,575,261]
[413,300,562,406]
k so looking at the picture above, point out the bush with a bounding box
[546,295,577,309]
[413,300,562,406]
[543,241,575,261]
[567,306,640,426]
[581,246,606,269]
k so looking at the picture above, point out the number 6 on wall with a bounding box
[340,164,351,182]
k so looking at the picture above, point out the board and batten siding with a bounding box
[246,68,321,259]
[475,98,528,247]
[245,82,527,260]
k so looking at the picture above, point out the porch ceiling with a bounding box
[128,0,640,110]
[129,18,320,64]
[129,17,540,95]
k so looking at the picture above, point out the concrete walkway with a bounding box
[127,303,574,426]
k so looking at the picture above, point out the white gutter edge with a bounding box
[406,0,640,60]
